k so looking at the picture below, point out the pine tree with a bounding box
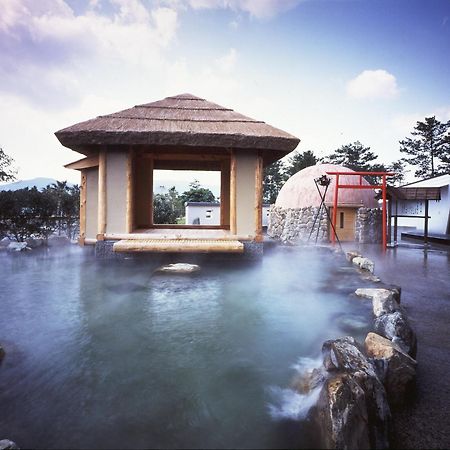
[285,150,319,177]
[399,116,450,178]
[324,141,378,171]
[0,147,17,182]
[263,160,287,204]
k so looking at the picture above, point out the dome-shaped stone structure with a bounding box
[276,163,378,209]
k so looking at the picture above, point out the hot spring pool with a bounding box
[0,245,373,449]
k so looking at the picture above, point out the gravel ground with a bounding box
[346,241,450,449]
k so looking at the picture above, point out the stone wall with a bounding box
[269,205,383,244]
[268,205,328,243]
[355,207,382,243]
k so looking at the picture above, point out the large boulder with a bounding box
[384,285,402,303]
[322,336,375,375]
[346,251,361,262]
[374,312,417,358]
[0,344,4,361]
[316,373,370,449]
[6,242,29,252]
[0,237,11,249]
[354,288,400,317]
[0,440,19,450]
[365,333,417,408]
[352,256,375,273]
[316,337,390,449]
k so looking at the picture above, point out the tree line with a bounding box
[0,181,80,242]
[264,115,450,203]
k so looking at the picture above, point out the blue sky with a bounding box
[0,0,449,184]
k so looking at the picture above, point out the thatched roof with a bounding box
[55,94,299,155]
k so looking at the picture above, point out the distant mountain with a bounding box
[0,177,74,191]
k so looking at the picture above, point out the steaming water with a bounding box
[0,245,372,449]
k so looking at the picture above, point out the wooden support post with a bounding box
[79,170,87,246]
[134,155,153,228]
[230,151,237,235]
[394,199,398,245]
[424,199,429,245]
[97,150,107,237]
[148,158,154,226]
[382,175,387,250]
[220,159,231,228]
[254,154,263,242]
[388,195,392,245]
[126,149,134,233]
[331,174,339,244]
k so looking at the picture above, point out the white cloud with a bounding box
[0,0,179,107]
[152,7,179,45]
[164,49,241,103]
[346,69,399,100]
[215,48,237,72]
[186,0,303,19]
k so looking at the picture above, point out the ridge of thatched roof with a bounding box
[55,94,300,155]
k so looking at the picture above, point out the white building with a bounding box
[185,202,221,226]
[185,202,271,227]
[398,174,450,234]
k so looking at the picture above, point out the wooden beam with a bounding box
[424,200,429,245]
[126,149,134,233]
[134,155,153,228]
[79,170,87,246]
[230,150,237,234]
[153,160,222,171]
[220,160,231,227]
[65,154,99,171]
[150,225,227,230]
[149,158,154,226]
[97,150,107,236]
[254,154,263,242]
[388,197,392,244]
[394,199,398,244]
[143,152,228,161]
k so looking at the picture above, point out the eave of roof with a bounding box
[388,186,441,201]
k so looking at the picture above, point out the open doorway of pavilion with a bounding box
[152,169,221,226]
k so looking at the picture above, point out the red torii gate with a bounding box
[326,171,395,250]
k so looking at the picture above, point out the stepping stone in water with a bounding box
[155,263,201,274]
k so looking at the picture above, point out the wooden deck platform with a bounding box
[401,231,450,246]
[113,238,245,253]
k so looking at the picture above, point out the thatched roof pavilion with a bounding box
[57,93,299,256]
